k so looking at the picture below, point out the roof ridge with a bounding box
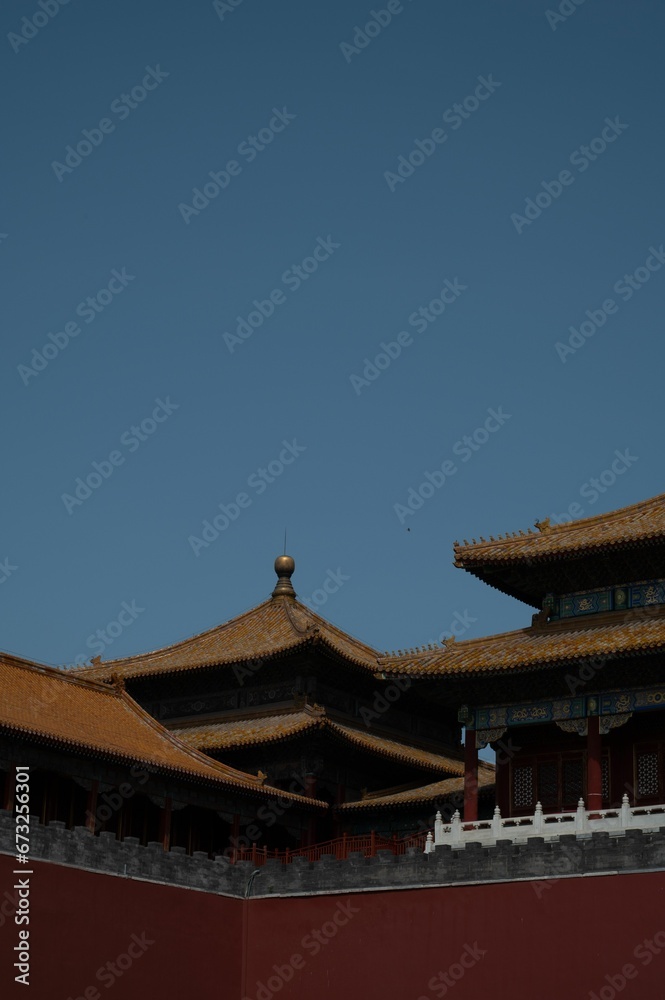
[281,598,319,637]
[377,624,535,661]
[117,689,266,788]
[288,599,381,658]
[75,598,277,672]
[0,652,119,695]
[455,491,665,555]
[77,596,381,679]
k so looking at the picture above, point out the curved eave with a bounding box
[178,714,323,753]
[376,619,665,679]
[339,771,495,812]
[454,564,539,608]
[76,633,379,684]
[178,713,463,776]
[0,720,261,796]
[327,724,464,776]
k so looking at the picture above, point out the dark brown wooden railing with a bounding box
[229,829,430,865]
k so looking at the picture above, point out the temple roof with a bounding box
[454,493,665,606]
[0,653,323,806]
[377,604,665,678]
[339,763,495,811]
[174,706,465,776]
[76,595,380,682]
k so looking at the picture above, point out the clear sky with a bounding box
[2,0,664,669]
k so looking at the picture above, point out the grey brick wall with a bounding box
[2,810,664,899]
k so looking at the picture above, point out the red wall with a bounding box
[246,876,665,1000]
[3,853,665,1000]
[0,854,242,1000]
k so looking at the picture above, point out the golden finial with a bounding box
[272,554,296,598]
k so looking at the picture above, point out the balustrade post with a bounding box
[492,805,502,839]
[451,809,462,846]
[434,810,444,845]
[424,832,434,854]
[533,802,543,835]
[575,798,586,833]
[620,793,632,828]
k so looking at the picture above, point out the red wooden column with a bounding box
[464,730,478,822]
[85,780,99,832]
[587,716,602,812]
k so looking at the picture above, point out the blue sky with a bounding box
[2,0,663,668]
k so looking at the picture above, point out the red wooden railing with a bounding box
[229,829,431,866]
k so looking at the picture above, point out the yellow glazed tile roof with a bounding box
[339,763,495,811]
[377,606,665,677]
[454,492,665,568]
[77,597,379,681]
[175,707,465,775]
[0,653,323,805]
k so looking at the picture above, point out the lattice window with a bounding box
[513,765,533,808]
[537,762,558,808]
[562,758,584,806]
[637,752,659,798]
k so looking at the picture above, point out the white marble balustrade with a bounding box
[424,795,665,852]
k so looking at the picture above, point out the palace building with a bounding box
[2,492,665,1000]
[379,492,665,836]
